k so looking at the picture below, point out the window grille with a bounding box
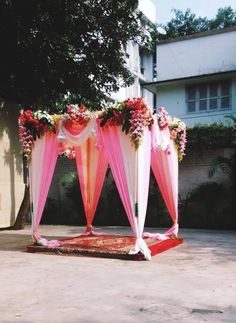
[186,80,231,113]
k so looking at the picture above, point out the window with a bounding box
[139,51,145,75]
[186,80,231,113]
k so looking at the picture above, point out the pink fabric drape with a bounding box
[29,131,60,246]
[99,125,136,233]
[75,136,108,234]
[99,124,152,260]
[62,118,96,145]
[149,126,179,238]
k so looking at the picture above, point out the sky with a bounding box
[152,0,236,24]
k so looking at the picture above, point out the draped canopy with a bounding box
[23,103,185,261]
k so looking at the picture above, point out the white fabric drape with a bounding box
[147,123,179,239]
[61,117,96,146]
[99,124,152,260]
[29,132,59,245]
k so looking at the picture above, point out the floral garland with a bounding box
[169,117,187,161]
[19,110,55,159]
[65,104,93,125]
[58,142,76,159]
[99,97,153,149]
[157,107,187,161]
[18,102,187,161]
[157,107,171,130]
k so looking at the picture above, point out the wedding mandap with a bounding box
[19,98,186,260]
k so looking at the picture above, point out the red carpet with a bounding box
[27,234,183,260]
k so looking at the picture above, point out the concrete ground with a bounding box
[0,225,236,323]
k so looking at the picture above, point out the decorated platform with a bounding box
[27,234,183,261]
[19,97,187,261]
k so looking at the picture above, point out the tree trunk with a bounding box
[12,185,30,230]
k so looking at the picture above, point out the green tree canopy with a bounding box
[158,6,236,40]
[0,0,147,111]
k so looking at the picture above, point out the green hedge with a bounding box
[187,122,236,151]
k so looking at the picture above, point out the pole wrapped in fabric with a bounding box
[75,135,108,234]
[29,131,59,246]
[99,124,152,260]
[146,124,179,239]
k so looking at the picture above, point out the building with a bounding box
[110,0,156,109]
[144,27,236,201]
[144,27,236,126]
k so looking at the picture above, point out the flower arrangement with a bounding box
[18,109,55,159]
[169,116,187,161]
[65,147,76,159]
[157,107,171,130]
[18,101,187,161]
[57,141,76,159]
[65,104,93,125]
[156,107,186,161]
[99,97,153,149]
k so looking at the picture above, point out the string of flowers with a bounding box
[65,104,93,125]
[169,117,187,161]
[18,110,55,160]
[99,97,153,149]
[157,107,187,161]
[18,102,187,161]
[157,107,171,130]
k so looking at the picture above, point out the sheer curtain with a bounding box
[30,118,97,245]
[99,124,152,260]
[62,117,96,146]
[75,135,108,235]
[29,131,59,246]
[145,125,179,239]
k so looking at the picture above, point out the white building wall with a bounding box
[157,30,236,81]
[110,39,154,109]
[138,0,156,23]
[0,123,24,228]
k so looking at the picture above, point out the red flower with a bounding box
[79,104,87,113]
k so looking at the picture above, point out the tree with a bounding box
[210,6,236,29]
[158,7,236,40]
[0,0,150,229]
[0,0,147,112]
[158,8,209,40]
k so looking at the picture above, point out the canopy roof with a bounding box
[19,98,186,260]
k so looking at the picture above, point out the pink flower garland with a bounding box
[157,107,187,161]
[157,107,171,130]
[66,104,93,125]
[170,117,187,161]
[18,110,37,159]
[100,97,153,149]
[19,123,34,159]
[18,109,55,160]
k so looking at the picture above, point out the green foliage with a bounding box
[210,6,236,29]
[60,170,85,224]
[185,119,236,229]
[158,7,236,40]
[61,171,82,206]
[146,171,171,227]
[0,0,151,112]
[158,9,210,39]
[207,117,236,197]
[187,122,236,151]
[180,182,235,229]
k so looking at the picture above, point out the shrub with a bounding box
[180,182,235,229]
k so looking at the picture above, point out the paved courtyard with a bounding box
[0,225,236,323]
